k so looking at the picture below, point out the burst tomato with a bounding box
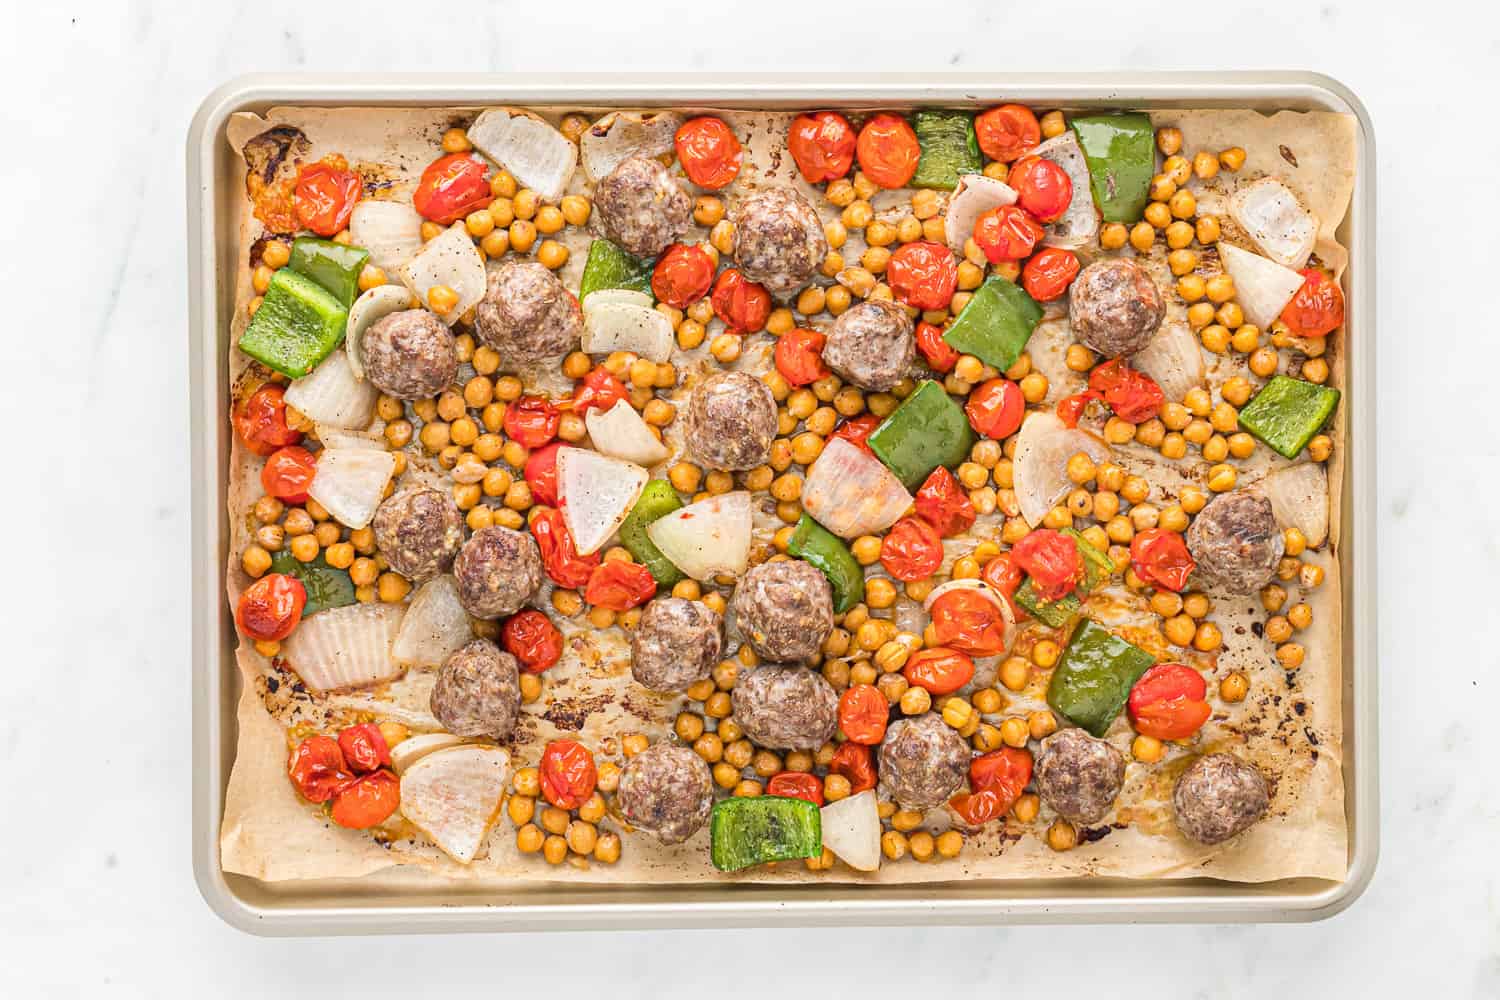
[829,742,877,794]
[879,515,944,581]
[531,507,601,589]
[887,241,959,311]
[838,684,889,745]
[1129,528,1196,593]
[711,268,772,333]
[412,152,492,225]
[787,111,857,183]
[904,647,976,696]
[1056,389,1102,428]
[539,739,598,809]
[337,723,390,774]
[1011,529,1081,602]
[294,159,362,237]
[288,735,355,804]
[568,366,629,415]
[916,320,960,373]
[774,327,830,387]
[1008,155,1072,223]
[1280,268,1345,338]
[651,243,717,309]
[675,116,743,189]
[331,769,401,829]
[237,573,307,642]
[260,445,317,504]
[233,383,303,457]
[1022,247,1081,302]
[914,467,976,537]
[948,746,1033,826]
[975,104,1040,163]
[502,609,564,674]
[981,552,1026,620]
[504,396,561,449]
[1088,359,1164,424]
[965,377,1025,440]
[767,771,825,806]
[1128,663,1211,740]
[973,205,1044,262]
[831,413,880,455]
[523,441,564,507]
[584,560,657,611]
[855,113,920,189]
[929,588,1010,657]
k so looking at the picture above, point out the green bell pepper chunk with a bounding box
[1070,113,1155,224]
[1046,619,1156,738]
[617,480,684,587]
[1236,375,1341,459]
[579,238,654,301]
[787,515,865,614]
[710,796,821,872]
[269,551,356,616]
[237,268,349,378]
[288,237,369,308]
[941,275,1043,372]
[911,110,982,190]
[1015,581,1081,628]
[1063,527,1115,592]
[867,380,976,490]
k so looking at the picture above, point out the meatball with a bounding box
[371,487,464,582]
[592,155,692,258]
[730,559,834,663]
[1033,728,1125,824]
[616,744,714,844]
[452,526,542,619]
[1173,753,1270,845]
[361,309,458,401]
[473,260,582,365]
[1068,258,1165,357]
[823,300,915,391]
[732,187,829,295]
[630,597,722,693]
[1185,490,1285,595]
[685,371,777,471]
[878,713,969,810]
[730,665,838,751]
[430,639,520,739]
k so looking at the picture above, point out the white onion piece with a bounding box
[316,425,384,451]
[399,745,511,864]
[1131,319,1205,403]
[580,110,685,182]
[345,285,416,380]
[801,438,913,539]
[1218,242,1305,329]
[646,491,752,581]
[557,447,648,555]
[284,349,378,430]
[280,603,405,693]
[1013,412,1111,528]
[1229,177,1318,270]
[584,399,669,467]
[820,790,880,872]
[580,299,674,362]
[349,200,424,272]
[944,174,1017,250]
[582,288,654,310]
[1264,463,1329,548]
[466,111,576,204]
[308,448,397,530]
[1036,131,1098,249]
[398,223,485,325]
[389,733,468,775]
[391,575,473,668]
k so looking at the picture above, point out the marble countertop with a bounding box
[5,0,1494,994]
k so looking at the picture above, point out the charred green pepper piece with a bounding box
[579,238,654,301]
[237,268,349,378]
[710,796,822,872]
[288,237,369,308]
[787,515,865,614]
[1070,112,1155,223]
[269,551,356,616]
[1046,619,1156,737]
[867,379,976,490]
[911,109,982,190]
[618,480,684,587]
[1063,527,1115,592]
[1236,375,1341,459]
[941,275,1043,372]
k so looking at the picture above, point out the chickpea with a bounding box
[1156,126,1183,155]
[1046,820,1077,852]
[1144,202,1171,229]
[1132,734,1164,763]
[1276,642,1306,669]
[1220,672,1249,703]
[1129,222,1156,253]
[1219,147,1247,171]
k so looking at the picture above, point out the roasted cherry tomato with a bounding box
[1128,663,1211,740]
[651,243,717,309]
[539,739,598,809]
[337,723,391,774]
[502,609,564,674]
[887,241,959,311]
[294,158,362,237]
[288,735,355,804]
[675,116,743,190]
[903,646,976,696]
[1022,247,1081,302]
[767,771,825,806]
[838,684,889,745]
[331,769,401,829]
[1280,268,1345,338]
[233,383,303,457]
[1011,529,1081,602]
[237,573,307,642]
[1056,389,1102,429]
[787,111,857,183]
[568,365,629,415]
[260,445,317,504]
[584,560,657,612]
[523,441,564,507]
[973,204,1044,262]
[1008,155,1073,223]
[531,507,601,589]
[829,741,877,794]
[412,152,492,225]
[965,377,1026,440]
[855,113,921,189]
[929,588,1010,657]
[915,320,960,373]
[830,413,880,455]
[1088,359,1164,424]
[774,327,830,387]
[1130,528,1196,593]
[981,552,1026,620]
[504,395,561,449]
[914,467,977,538]
[711,268,772,333]
[948,746,1033,827]
[879,515,944,582]
[975,104,1040,163]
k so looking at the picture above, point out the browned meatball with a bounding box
[1068,258,1165,357]
[630,597,722,693]
[823,300,915,391]
[1186,490,1285,595]
[732,187,829,295]
[430,639,520,739]
[730,559,833,663]
[878,713,969,810]
[361,309,458,400]
[452,526,542,619]
[592,155,692,258]
[616,744,714,844]
[1173,753,1269,845]
[1033,728,1125,825]
[473,260,581,365]
[730,665,838,750]
[371,487,463,582]
[685,371,777,471]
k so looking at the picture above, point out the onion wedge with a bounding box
[820,790,880,872]
[1035,131,1098,249]
[1264,463,1329,548]
[284,348,378,430]
[398,223,485,325]
[944,174,1017,250]
[391,575,473,668]
[581,298,674,362]
[466,109,576,204]
[580,110,684,182]
[399,745,511,864]
[315,426,385,451]
[345,285,417,380]
[646,491,752,581]
[307,448,397,530]
[1217,242,1306,329]
[280,602,405,693]
[1013,411,1110,528]
[389,733,468,775]
[1131,319,1205,403]
[801,437,913,539]
[585,398,669,467]
[581,288,653,311]
[349,200,424,272]
[557,447,648,555]
[1229,177,1318,270]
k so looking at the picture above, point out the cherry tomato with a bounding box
[531,507,600,589]
[337,723,390,774]
[584,560,657,612]
[1022,247,1081,302]
[766,771,825,806]
[1011,529,1081,602]
[773,327,830,388]
[412,152,492,225]
[914,467,977,538]
[838,684,889,745]
[523,441,564,507]
[501,609,564,674]
[787,111,857,183]
[915,320,960,374]
[539,739,598,809]
[855,113,921,189]
[948,746,1033,826]
[830,414,881,456]
[972,205,1044,262]
[965,377,1025,440]
[294,159,362,237]
[1008,155,1073,223]
[288,735,355,804]
[1130,528,1196,593]
[1088,359,1164,424]
[879,515,944,582]
[829,741,877,794]
[233,383,303,457]
[260,445,317,504]
[237,573,307,642]
[903,647,976,696]
[886,241,959,311]
[568,366,629,415]
[1056,389,1102,429]
[330,769,400,829]
[975,104,1041,163]
[1280,268,1345,338]
[675,116,743,190]
[504,396,561,449]
[711,269,772,333]
[1128,663,1211,740]
[929,588,1010,657]
[651,243,717,309]
[981,552,1026,621]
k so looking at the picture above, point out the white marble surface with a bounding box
[3,0,1496,993]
